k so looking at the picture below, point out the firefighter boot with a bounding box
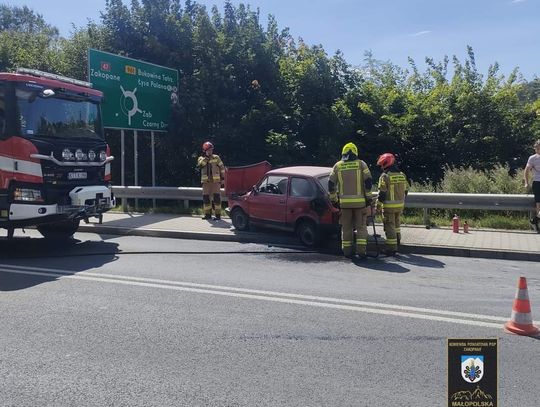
[213,192,222,220]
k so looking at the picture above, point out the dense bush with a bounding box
[410,165,527,194]
[438,165,526,194]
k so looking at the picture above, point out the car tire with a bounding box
[231,207,249,231]
[296,219,320,247]
[37,219,80,240]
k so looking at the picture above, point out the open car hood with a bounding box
[225,161,272,197]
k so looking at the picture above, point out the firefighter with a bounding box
[376,153,409,255]
[328,142,372,259]
[197,141,225,220]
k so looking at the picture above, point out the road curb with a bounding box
[399,244,540,262]
[78,225,540,262]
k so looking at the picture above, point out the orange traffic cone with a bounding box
[504,277,540,337]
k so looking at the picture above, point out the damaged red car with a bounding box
[225,162,340,246]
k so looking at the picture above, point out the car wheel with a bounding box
[37,219,80,240]
[296,219,320,247]
[231,207,249,231]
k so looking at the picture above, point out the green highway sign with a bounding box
[88,48,178,132]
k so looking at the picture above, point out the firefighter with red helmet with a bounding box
[328,142,372,259]
[197,141,225,220]
[376,153,409,255]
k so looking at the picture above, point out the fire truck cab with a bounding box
[0,68,114,239]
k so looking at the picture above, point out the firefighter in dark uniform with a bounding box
[376,153,408,255]
[328,142,373,259]
[197,141,225,220]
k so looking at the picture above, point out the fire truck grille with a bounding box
[41,162,104,186]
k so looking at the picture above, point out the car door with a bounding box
[286,176,317,224]
[249,174,288,227]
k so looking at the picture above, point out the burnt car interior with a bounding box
[258,176,288,195]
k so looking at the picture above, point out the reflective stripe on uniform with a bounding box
[382,202,404,209]
[340,197,366,204]
[337,162,361,170]
[389,174,407,182]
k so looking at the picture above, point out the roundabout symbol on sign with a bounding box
[120,85,143,125]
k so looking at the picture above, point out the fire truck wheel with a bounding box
[37,219,80,240]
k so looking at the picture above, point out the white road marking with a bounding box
[0,264,523,329]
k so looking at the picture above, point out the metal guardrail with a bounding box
[112,186,226,211]
[113,186,213,202]
[405,192,535,211]
[404,192,536,225]
[112,187,536,221]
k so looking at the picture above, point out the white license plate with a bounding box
[68,172,87,180]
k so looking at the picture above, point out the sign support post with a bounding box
[134,130,139,210]
[151,131,156,209]
[121,129,127,212]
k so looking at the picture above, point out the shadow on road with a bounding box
[0,237,119,291]
[352,257,410,273]
[390,253,446,269]
[350,252,446,273]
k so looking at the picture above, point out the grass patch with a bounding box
[400,209,531,230]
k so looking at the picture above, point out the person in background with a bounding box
[376,153,409,255]
[328,142,372,259]
[197,141,225,220]
[524,139,540,233]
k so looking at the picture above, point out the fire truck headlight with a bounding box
[99,151,107,161]
[62,148,73,161]
[88,150,96,161]
[13,188,44,203]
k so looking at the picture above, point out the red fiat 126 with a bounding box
[225,162,340,246]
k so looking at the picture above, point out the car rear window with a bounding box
[317,175,330,192]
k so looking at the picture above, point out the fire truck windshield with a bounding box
[16,85,103,140]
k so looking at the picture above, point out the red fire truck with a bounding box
[0,68,114,239]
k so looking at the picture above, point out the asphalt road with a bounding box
[1,231,539,406]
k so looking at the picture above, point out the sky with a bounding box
[3,0,539,80]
